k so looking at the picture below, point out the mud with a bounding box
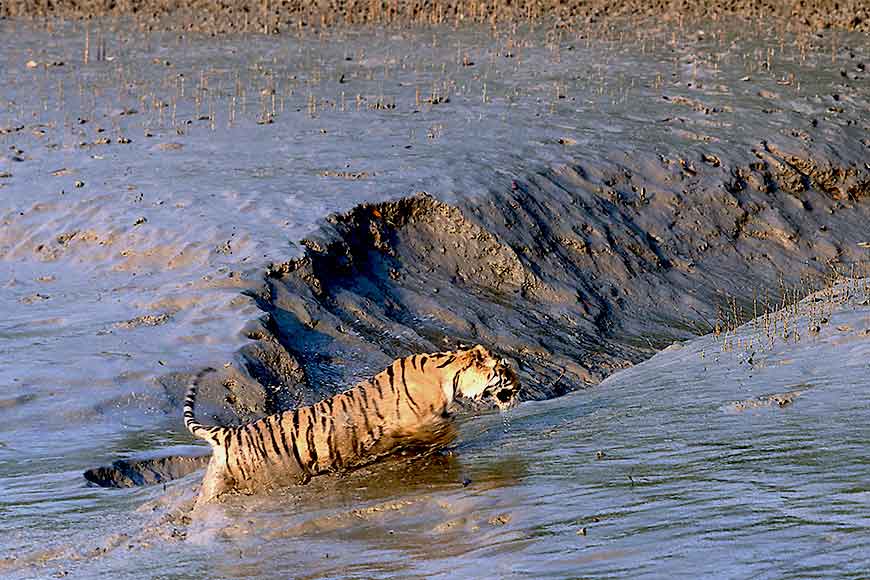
[2,18,870,577]
[727,388,805,411]
[2,0,869,33]
[36,279,870,579]
[232,149,870,409]
[84,453,210,488]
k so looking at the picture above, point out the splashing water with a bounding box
[501,408,513,432]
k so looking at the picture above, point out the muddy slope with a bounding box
[233,145,870,408]
[90,148,870,485]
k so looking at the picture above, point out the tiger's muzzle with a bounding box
[483,364,520,411]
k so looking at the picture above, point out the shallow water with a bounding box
[4,281,869,579]
[2,19,870,579]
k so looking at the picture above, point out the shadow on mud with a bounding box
[235,148,869,410]
[89,146,870,489]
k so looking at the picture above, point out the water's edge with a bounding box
[213,147,870,412]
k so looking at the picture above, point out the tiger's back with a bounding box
[188,352,465,503]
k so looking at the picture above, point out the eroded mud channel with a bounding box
[2,17,869,579]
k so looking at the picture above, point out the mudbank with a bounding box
[232,145,869,414]
[98,143,870,485]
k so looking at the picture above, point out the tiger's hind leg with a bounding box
[195,456,236,506]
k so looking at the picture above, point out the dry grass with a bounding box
[711,260,870,356]
[2,0,869,34]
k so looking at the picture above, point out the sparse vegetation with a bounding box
[710,261,870,357]
[2,0,869,33]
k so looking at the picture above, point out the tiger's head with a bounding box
[447,345,520,411]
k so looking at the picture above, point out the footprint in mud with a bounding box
[19,293,51,304]
[114,312,174,329]
[154,142,184,151]
[726,385,810,412]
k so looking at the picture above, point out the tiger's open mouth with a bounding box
[493,387,516,409]
[483,372,519,410]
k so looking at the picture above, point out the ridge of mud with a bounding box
[2,0,868,33]
[83,454,211,488]
[223,146,870,411]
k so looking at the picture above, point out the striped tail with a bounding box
[184,367,219,444]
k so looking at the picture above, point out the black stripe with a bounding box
[276,412,293,459]
[264,416,282,457]
[436,355,455,368]
[291,409,301,454]
[252,422,270,462]
[401,357,422,416]
[240,427,256,463]
[452,370,462,398]
[337,396,351,453]
[327,398,343,467]
[341,395,360,458]
[410,355,418,370]
[420,356,428,371]
[244,426,264,464]
[240,427,258,476]
[368,382,386,423]
[320,409,333,466]
[324,400,337,467]
[373,377,384,397]
[288,410,306,473]
[233,428,249,480]
[370,386,385,438]
[222,430,238,480]
[386,365,396,392]
[387,363,403,421]
[304,409,318,471]
[357,387,374,446]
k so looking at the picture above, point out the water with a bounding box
[4,281,869,579]
[2,19,869,579]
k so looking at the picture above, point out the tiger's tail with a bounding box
[183,367,221,445]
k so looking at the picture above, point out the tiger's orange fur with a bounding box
[184,345,519,504]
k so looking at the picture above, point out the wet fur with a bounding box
[184,346,518,504]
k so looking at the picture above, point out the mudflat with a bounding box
[1,8,869,580]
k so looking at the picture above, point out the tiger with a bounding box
[184,345,520,505]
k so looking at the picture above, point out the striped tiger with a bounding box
[184,345,519,504]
